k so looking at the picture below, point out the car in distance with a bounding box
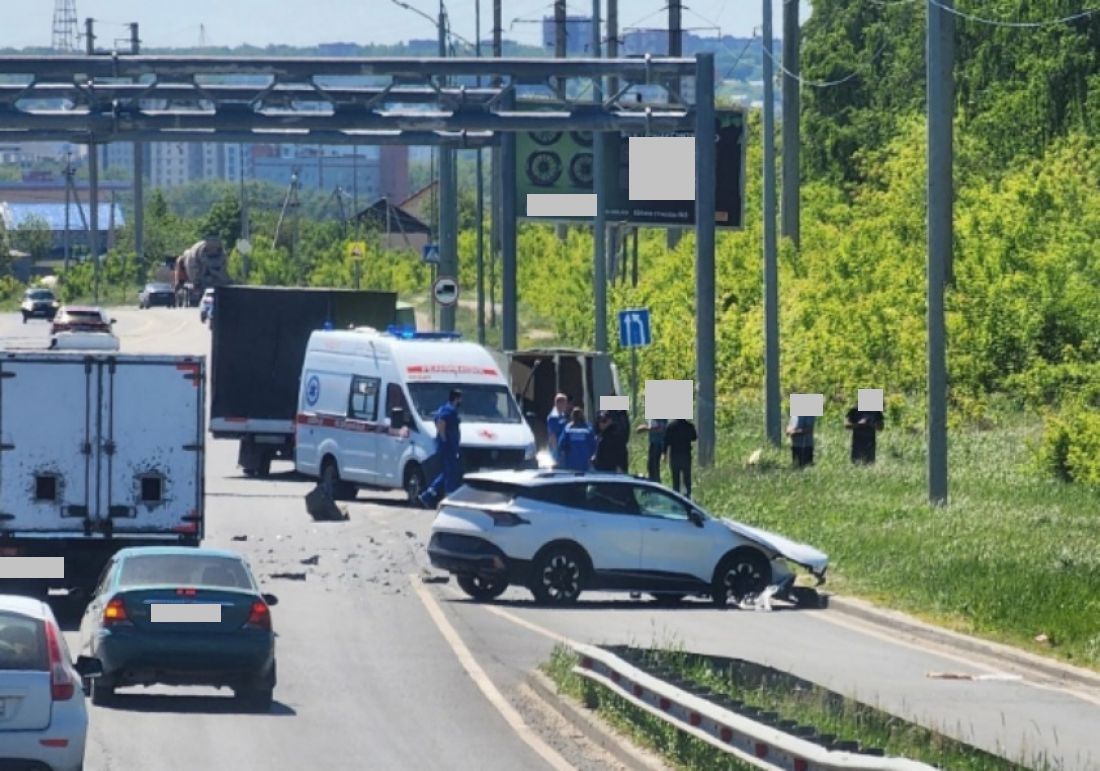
[78,546,278,710]
[199,288,215,324]
[428,469,828,606]
[139,282,177,309]
[20,287,60,323]
[0,594,103,771]
[50,306,116,336]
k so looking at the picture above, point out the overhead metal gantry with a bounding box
[0,52,719,466]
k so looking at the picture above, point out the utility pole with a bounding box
[89,140,100,302]
[762,0,782,446]
[475,0,486,344]
[606,0,620,283]
[927,0,954,505]
[63,154,72,269]
[84,18,94,55]
[695,53,717,467]
[501,83,518,351]
[780,0,800,249]
[592,0,608,353]
[130,23,145,269]
[239,143,250,278]
[666,0,683,251]
[553,1,568,242]
[490,0,502,330]
[438,1,458,332]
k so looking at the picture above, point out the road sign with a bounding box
[421,244,440,265]
[432,276,459,307]
[618,308,651,348]
[516,107,745,229]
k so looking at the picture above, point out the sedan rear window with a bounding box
[66,311,103,321]
[447,482,516,505]
[118,555,254,590]
[0,612,47,671]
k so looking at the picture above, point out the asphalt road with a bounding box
[3,307,1098,770]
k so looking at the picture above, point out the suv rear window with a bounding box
[0,612,47,671]
[448,481,517,505]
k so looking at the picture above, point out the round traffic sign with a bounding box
[432,276,459,307]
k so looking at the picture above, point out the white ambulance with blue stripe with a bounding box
[295,326,538,503]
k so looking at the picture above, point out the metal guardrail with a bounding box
[571,643,938,771]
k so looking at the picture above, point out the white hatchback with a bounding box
[427,469,828,606]
[0,595,103,771]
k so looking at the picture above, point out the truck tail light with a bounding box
[244,600,271,631]
[103,597,132,627]
[44,621,75,701]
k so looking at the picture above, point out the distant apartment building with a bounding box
[250,144,409,202]
[1,141,83,166]
[541,16,595,55]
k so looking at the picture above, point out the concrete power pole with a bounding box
[553,1,568,242]
[438,2,458,332]
[927,0,954,505]
[592,0,608,353]
[666,0,683,251]
[490,0,502,330]
[780,0,800,249]
[762,0,782,446]
[475,0,486,344]
[85,18,100,302]
[130,23,145,268]
[606,0,620,283]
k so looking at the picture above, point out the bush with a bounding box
[1037,407,1100,487]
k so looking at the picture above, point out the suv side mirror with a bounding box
[688,509,705,527]
[262,593,279,607]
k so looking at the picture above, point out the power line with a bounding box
[927,0,1099,27]
[761,36,890,88]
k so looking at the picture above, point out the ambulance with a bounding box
[295,326,538,503]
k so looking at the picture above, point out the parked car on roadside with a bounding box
[50,306,115,335]
[428,469,828,606]
[78,546,278,711]
[0,594,103,771]
[20,288,60,323]
[139,282,177,309]
[199,288,215,324]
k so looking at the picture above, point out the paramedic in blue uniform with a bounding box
[556,407,597,472]
[418,388,464,508]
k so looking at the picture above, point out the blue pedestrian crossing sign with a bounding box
[421,244,440,264]
[618,308,651,348]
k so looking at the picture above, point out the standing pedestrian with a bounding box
[663,418,698,497]
[556,407,596,472]
[637,418,668,483]
[418,388,464,508]
[845,404,885,464]
[593,411,628,473]
[786,413,816,468]
[545,393,570,465]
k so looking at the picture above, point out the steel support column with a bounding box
[501,84,518,351]
[89,142,100,302]
[694,53,717,468]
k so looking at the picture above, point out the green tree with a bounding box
[201,193,242,246]
[13,214,53,265]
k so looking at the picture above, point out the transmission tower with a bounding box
[51,0,79,51]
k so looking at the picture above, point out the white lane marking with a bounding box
[409,576,576,771]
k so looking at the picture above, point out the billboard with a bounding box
[515,107,745,229]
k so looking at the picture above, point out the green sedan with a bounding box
[78,546,278,711]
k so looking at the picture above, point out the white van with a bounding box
[295,327,537,503]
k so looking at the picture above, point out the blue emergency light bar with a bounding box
[386,324,462,341]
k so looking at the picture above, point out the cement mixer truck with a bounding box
[175,236,231,307]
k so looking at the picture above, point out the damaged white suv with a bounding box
[427,469,828,606]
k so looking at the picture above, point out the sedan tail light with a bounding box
[484,510,529,527]
[244,600,271,631]
[103,597,132,627]
[44,621,75,701]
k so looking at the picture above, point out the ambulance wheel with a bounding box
[320,459,357,501]
[403,463,426,505]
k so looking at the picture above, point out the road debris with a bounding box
[301,555,320,566]
[270,572,307,581]
[231,535,248,541]
[927,672,1024,682]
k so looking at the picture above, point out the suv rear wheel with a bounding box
[530,544,588,606]
[457,574,508,601]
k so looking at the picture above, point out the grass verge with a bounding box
[628,407,1100,671]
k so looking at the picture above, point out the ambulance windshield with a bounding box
[407,383,522,424]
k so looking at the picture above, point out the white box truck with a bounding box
[296,328,537,503]
[0,352,205,598]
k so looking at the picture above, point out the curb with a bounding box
[824,594,1100,691]
[524,669,672,771]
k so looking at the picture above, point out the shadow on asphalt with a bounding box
[449,591,827,613]
[97,692,296,716]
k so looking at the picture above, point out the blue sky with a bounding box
[6,0,808,50]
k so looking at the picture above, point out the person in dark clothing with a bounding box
[593,411,629,473]
[786,414,816,468]
[418,389,463,508]
[557,407,597,472]
[663,419,698,497]
[637,418,668,483]
[845,406,884,464]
